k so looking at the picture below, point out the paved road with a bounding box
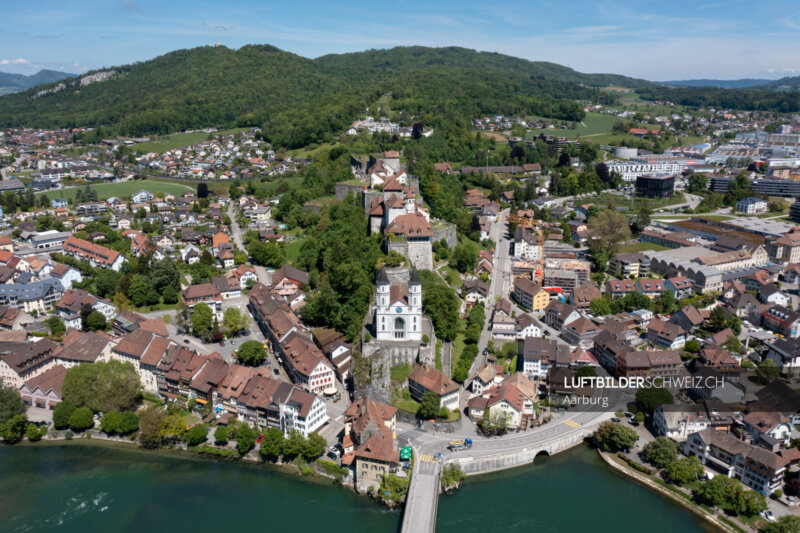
[227,202,272,287]
[442,341,452,378]
[471,208,511,377]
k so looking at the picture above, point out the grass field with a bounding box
[133,128,248,154]
[618,242,670,253]
[592,191,686,211]
[524,113,619,141]
[35,179,193,202]
[283,236,305,264]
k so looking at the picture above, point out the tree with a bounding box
[185,424,208,447]
[587,210,631,258]
[422,283,460,341]
[100,411,123,434]
[223,307,250,338]
[656,290,677,314]
[197,183,209,198]
[61,360,141,413]
[248,241,285,268]
[642,437,678,468]
[162,285,179,304]
[450,243,478,273]
[696,475,742,507]
[727,315,742,335]
[68,406,95,432]
[128,274,152,308]
[53,401,76,429]
[1,413,27,443]
[80,302,94,331]
[0,383,26,424]
[687,174,708,194]
[589,298,612,316]
[722,336,742,355]
[236,340,267,366]
[235,423,257,455]
[684,339,701,353]
[25,422,44,442]
[214,425,229,445]
[118,412,139,434]
[418,391,441,420]
[664,456,703,485]
[756,359,780,384]
[191,302,213,337]
[635,386,674,414]
[260,427,284,460]
[86,310,107,331]
[733,490,767,516]
[282,430,306,460]
[576,365,596,379]
[45,316,66,336]
[303,432,327,461]
[152,258,181,294]
[763,516,800,533]
[707,306,728,332]
[594,421,638,452]
[138,407,167,448]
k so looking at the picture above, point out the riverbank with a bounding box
[598,450,744,533]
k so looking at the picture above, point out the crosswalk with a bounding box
[563,419,582,429]
[418,454,438,463]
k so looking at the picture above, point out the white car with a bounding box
[765,511,775,522]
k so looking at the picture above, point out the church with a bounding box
[374,266,423,342]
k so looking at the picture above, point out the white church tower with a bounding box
[374,267,423,342]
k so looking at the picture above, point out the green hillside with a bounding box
[0,45,652,148]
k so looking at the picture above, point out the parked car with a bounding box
[231,340,236,345]
[219,341,225,347]
[257,434,264,444]
[628,419,639,426]
[273,369,279,376]
[183,339,190,344]
[766,511,775,522]
[611,417,621,423]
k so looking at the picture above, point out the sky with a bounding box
[1,0,799,81]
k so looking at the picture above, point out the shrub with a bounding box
[68,407,94,432]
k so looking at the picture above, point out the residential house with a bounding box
[408,365,459,411]
[606,279,637,299]
[181,283,223,320]
[765,337,800,375]
[49,263,82,290]
[63,236,126,271]
[608,253,650,279]
[271,264,309,297]
[670,306,705,334]
[646,320,686,350]
[665,275,693,299]
[570,280,602,310]
[543,301,581,331]
[0,340,58,388]
[759,284,790,307]
[636,278,666,299]
[0,279,64,314]
[762,305,800,338]
[463,279,489,308]
[513,277,549,312]
[56,289,116,331]
[19,364,67,410]
[516,313,542,340]
[685,428,790,495]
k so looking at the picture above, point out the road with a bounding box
[227,201,272,287]
[471,209,511,377]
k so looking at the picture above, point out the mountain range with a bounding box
[660,79,772,89]
[0,44,797,147]
[0,69,75,95]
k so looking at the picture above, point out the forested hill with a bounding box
[0,44,649,148]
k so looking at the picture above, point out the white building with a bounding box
[374,267,423,341]
[281,388,329,438]
[606,161,683,182]
[736,197,768,214]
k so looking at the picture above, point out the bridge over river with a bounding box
[399,409,611,533]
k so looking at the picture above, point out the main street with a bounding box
[227,201,272,287]
[471,208,511,377]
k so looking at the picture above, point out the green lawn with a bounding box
[133,128,248,154]
[393,399,420,414]
[390,364,413,383]
[35,179,193,202]
[439,265,463,289]
[618,242,670,253]
[691,214,734,221]
[283,237,305,264]
[593,191,686,211]
[523,112,619,140]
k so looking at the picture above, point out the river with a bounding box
[0,442,713,533]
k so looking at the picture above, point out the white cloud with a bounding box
[0,58,30,65]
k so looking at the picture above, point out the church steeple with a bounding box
[409,267,421,286]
